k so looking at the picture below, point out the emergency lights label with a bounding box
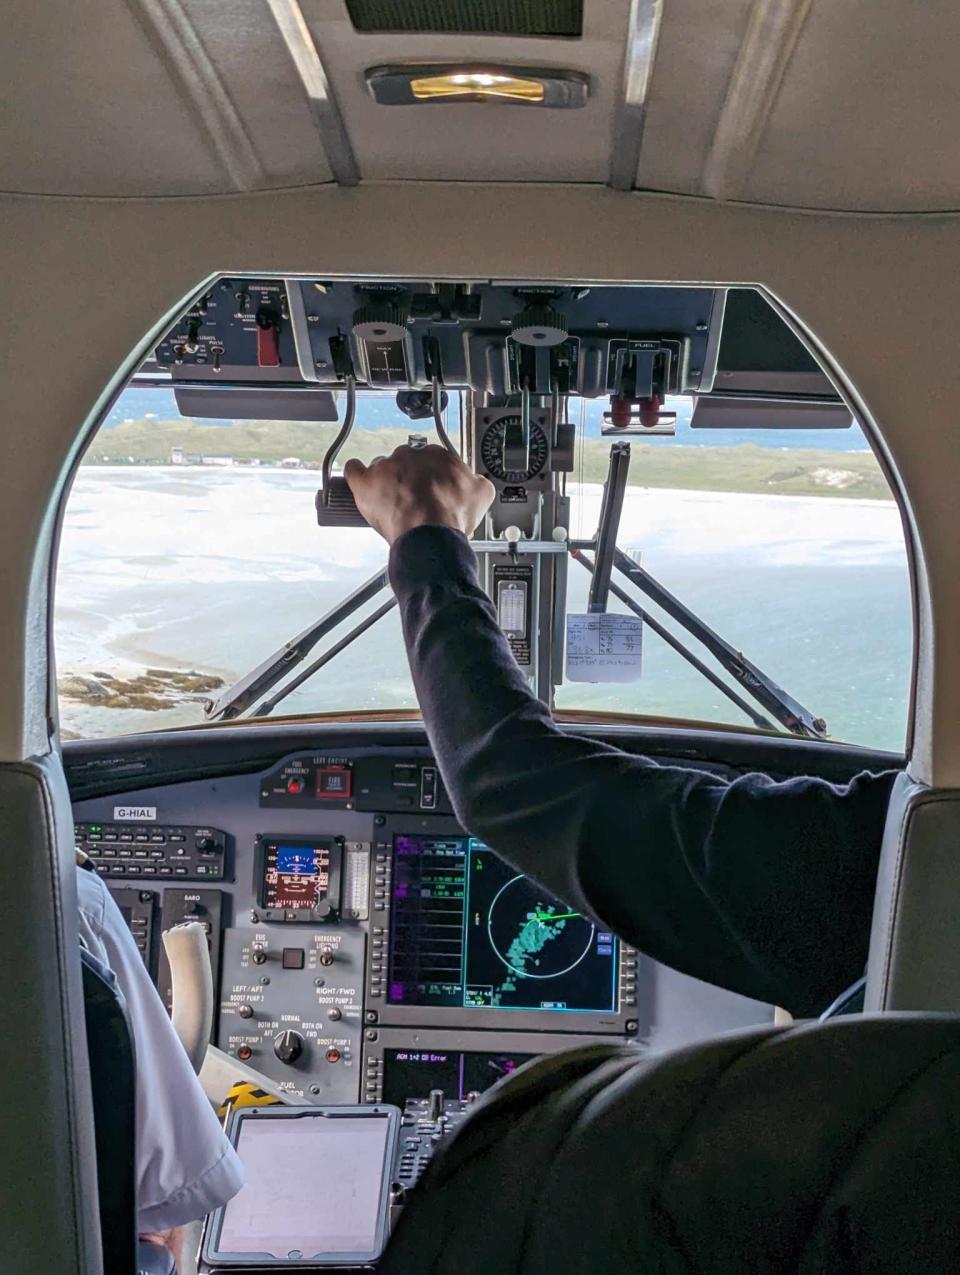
[113,805,157,821]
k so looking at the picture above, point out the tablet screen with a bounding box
[215,1111,394,1262]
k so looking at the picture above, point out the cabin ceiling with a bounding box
[4,0,960,210]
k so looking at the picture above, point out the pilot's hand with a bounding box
[344,445,494,545]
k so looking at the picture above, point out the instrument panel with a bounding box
[72,744,766,1109]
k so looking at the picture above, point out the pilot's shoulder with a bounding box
[75,863,108,937]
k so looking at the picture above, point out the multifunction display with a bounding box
[387,835,618,1014]
[257,836,343,921]
[382,1047,534,1105]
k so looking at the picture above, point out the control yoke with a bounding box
[316,375,456,528]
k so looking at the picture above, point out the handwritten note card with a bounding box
[565,613,643,683]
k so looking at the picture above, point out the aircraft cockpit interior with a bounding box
[9,2,960,1273]
[57,274,904,1269]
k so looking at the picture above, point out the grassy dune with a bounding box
[87,418,892,501]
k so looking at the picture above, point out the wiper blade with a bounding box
[204,568,388,721]
[572,441,827,740]
[610,546,827,739]
[571,549,775,733]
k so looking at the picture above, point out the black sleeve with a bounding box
[389,525,897,1017]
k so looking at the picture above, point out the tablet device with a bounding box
[201,1105,400,1267]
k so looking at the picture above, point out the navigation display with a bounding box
[387,835,617,1013]
[382,1047,534,1105]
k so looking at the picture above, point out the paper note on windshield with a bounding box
[566,613,643,683]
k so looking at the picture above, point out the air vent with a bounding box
[345,0,582,37]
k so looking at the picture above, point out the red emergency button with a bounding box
[255,312,280,367]
[286,777,305,795]
[325,1048,341,1064]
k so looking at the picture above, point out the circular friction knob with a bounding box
[274,1030,304,1064]
[510,304,567,347]
[352,303,407,343]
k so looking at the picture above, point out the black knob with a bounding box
[238,1004,254,1019]
[314,897,332,920]
[195,836,218,853]
[274,1030,304,1064]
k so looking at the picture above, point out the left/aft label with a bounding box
[113,806,157,821]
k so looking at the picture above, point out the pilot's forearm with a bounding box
[389,525,896,1016]
[389,525,621,912]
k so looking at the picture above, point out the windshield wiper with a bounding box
[204,569,389,721]
[209,444,826,737]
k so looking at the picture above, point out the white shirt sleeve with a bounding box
[77,869,245,1232]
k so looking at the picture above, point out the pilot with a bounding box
[76,857,244,1269]
[344,446,897,1020]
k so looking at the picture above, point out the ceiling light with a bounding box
[411,71,545,102]
[365,65,589,108]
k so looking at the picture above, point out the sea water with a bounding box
[55,467,911,751]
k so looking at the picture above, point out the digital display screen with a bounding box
[382,1047,534,1105]
[213,1112,392,1261]
[388,836,617,1013]
[260,839,340,913]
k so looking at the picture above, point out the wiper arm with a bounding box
[204,568,389,721]
[608,547,827,738]
[571,549,775,732]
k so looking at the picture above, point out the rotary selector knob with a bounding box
[274,1030,304,1064]
[352,304,407,343]
[511,304,567,346]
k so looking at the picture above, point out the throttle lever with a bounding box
[316,375,367,527]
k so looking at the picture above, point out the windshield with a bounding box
[55,385,911,749]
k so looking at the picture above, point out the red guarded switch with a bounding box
[255,308,281,367]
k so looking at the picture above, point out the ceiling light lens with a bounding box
[366,64,589,109]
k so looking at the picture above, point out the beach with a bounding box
[55,467,911,748]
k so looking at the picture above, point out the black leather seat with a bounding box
[80,943,174,1275]
[381,1016,960,1273]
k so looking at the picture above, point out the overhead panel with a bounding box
[739,0,960,211]
[0,0,230,196]
[302,0,631,182]
[628,0,755,197]
[177,0,336,188]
